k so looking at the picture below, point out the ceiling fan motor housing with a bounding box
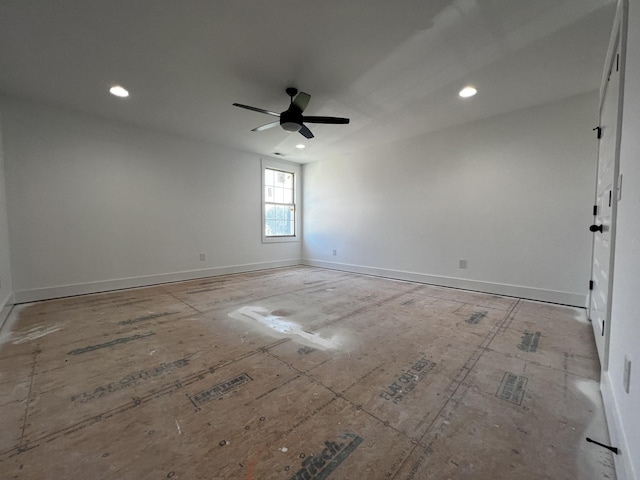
[280,108,303,132]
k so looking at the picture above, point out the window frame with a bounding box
[261,158,301,244]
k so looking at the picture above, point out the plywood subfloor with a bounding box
[0,266,616,479]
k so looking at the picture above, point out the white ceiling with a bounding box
[0,0,616,163]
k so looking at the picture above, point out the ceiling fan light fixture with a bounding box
[281,121,301,132]
[459,86,477,98]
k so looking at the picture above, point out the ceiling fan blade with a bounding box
[292,92,311,112]
[252,121,280,132]
[302,116,350,124]
[299,124,314,139]
[233,103,280,117]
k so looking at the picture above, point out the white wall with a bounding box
[303,92,598,306]
[603,1,640,478]
[0,110,14,325]
[0,96,301,302]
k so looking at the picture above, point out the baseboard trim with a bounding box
[13,259,302,303]
[601,371,634,480]
[12,259,587,307]
[0,291,14,330]
[302,259,586,306]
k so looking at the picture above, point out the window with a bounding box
[262,159,300,243]
[264,168,295,236]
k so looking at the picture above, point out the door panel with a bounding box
[588,33,621,370]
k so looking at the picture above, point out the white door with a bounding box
[588,25,623,371]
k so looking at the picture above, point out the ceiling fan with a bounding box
[233,87,350,139]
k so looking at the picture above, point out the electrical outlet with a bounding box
[624,356,631,394]
[459,259,467,269]
[199,253,206,261]
[333,249,337,256]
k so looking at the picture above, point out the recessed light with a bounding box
[459,86,477,98]
[296,144,306,149]
[109,85,129,98]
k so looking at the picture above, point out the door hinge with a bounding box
[616,53,620,72]
[602,319,606,336]
[593,205,598,216]
[593,126,602,139]
[589,280,594,291]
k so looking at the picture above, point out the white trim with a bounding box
[11,259,585,306]
[13,259,302,303]
[601,371,634,480]
[261,158,301,244]
[303,259,586,306]
[0,291,14,330]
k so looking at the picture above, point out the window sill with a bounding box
[262,236,300,244]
